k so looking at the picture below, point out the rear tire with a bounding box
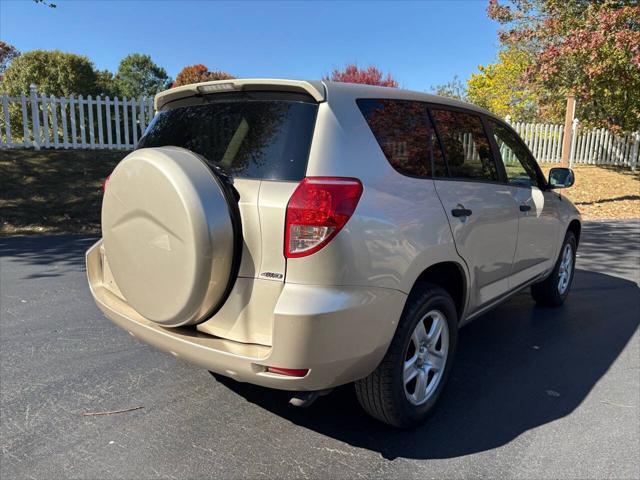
[531,231,577,307]
[355,284,458,428]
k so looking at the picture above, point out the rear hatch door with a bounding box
[138,91,319,283]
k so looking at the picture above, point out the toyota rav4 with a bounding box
[86,79,581,428]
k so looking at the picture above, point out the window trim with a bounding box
[485,117,550,190]
[483,115,509,183]
[428,105,505,185]
[426,108,450,178]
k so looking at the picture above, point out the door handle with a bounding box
[519,205,532,212]
[451,208,472,217]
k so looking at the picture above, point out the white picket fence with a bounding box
[507,117,639,169]
[1,85,639,169]
[0,84,154,150]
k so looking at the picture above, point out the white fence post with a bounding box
[106,96,113,149]
[87,95,95,149]
[556,125,563,163]
[114,97,121,148]
[584,128,593,164]
[78,94,87,147]
[569,118,579,168]
[20,93,29,147]
[29,84,40,150]
[41,92,50,148]
[50,94,59,148]
[60,97,69,148]
[631,132,640,171]
[123,97,130,148]
[97,95,104,148]
[139,97,145,132]
[69,94,77,147]
[131,98,138,146]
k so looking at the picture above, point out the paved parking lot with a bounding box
[1,221,639,479]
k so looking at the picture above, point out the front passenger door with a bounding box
[431,109,519,313]
[488,120,562,286]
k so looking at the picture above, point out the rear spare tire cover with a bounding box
[102,146,235,327]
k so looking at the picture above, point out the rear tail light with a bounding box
[267,367,309,377]
[285,177,363,258]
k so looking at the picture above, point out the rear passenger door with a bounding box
[430,108,519,312]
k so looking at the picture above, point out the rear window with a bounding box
[357,99,446,178]
[137,92,318,181]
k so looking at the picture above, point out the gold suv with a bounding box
[87,79,581,427]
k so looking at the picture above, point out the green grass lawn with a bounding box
[0,149,128,235]
[1,148,638,236]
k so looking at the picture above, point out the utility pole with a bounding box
[561,95,576,167]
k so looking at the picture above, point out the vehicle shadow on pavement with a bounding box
[212,268,639,460]
[0,235,96,278]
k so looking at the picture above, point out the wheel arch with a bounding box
[406,261,467,322]
[568,219,582,246]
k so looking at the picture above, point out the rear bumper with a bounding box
[87,240,406,391]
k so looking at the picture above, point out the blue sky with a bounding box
[0,0,500,91]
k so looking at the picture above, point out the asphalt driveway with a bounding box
[1,221,639,479]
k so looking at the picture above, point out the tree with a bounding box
[114,53,170,98]
[324,64,399,87]
[486,0,640,130]
[0,41,20,75]
[1,50,100,140]
[172,64,235,88]
[1,49,98,96]
[94,69,119,97]
[431,75,467,101]
[33,0,56,7]
[467,48,544,121]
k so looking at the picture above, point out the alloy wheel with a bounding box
[557,243,573,295]
[403,310,449,406]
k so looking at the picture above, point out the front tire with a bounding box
[531,230,577,307]
[355,284,458,428]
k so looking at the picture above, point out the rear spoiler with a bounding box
[155,79,326,110]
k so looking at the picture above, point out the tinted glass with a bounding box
[357,99,446,178]
[431,109,498,181]
[490,121,539,187]
[138,93,318,181]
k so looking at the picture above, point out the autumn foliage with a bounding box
[172,64,235,88]
[467,48,538,121]
[325,64,398,88]
[484,0,640,130]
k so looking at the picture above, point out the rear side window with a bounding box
[357,99,446,178]
[431,109,499,182]
[138,93,318,181]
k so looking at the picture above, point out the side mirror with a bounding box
[548,167,575,189]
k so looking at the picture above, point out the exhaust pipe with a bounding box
[289,389,333,408]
